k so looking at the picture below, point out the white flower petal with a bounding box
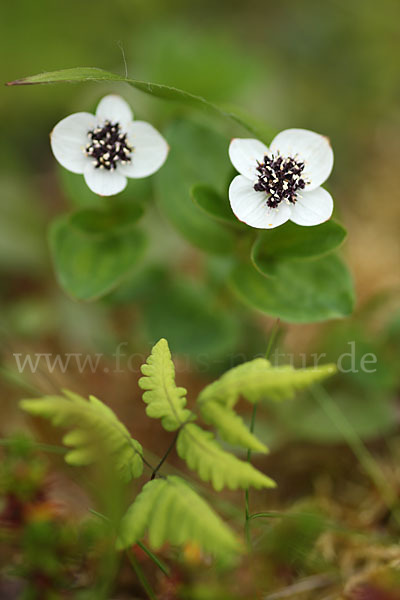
[270,128,334,190]
[229,175,291,229]
[83,165,127,196]
[118,121,169,178]
[229,138,269,180]
[95,95,133,127]
[289,186,333,226]
[50,112,96,174]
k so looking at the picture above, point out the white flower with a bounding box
[50,95,169,196]
[228,129,334,228]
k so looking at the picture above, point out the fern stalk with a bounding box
[244,319,281,547]
[90,509,170,577]
[127,549,157,600]
[150,429,181,480]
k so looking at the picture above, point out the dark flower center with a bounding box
[254,154,307,208]
[85,121,133,171]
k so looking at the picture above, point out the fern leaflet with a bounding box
[177,424,275,491]
[116,475,240,560]
[198,358,336,407]
[200,400,267,453]
[139,338,195,431]
[20,390,143,481]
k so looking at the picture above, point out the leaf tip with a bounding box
[5,78,32,86]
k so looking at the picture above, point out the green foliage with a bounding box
[191,184,243,228]
[116,475,240,559]
[69,203,144,236]
[176,424,275,491]
[198,358,336,407]
[155,119,236,254]
[200,401,268,453]
[251,220,347,277]
[230,255,354,323]
[138,341,336,489]
[7,67,265,138]
[49,213,147,301]
[139,338,195,431]
[20,390,143,481]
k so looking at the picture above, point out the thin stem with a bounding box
[249,511,283,521]
[137,541,170,576]
[265,319,281,360]
[244,319,281,547]
[89,509,170,577]
[127,549,157,600]
[89,508,110,522]
[311,383,400,527]
[150,430,180,480]
[244,404,258,546]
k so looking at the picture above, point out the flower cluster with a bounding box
[51,98,334,228]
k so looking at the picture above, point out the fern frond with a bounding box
[198,359,336,407]
[176,424,275,491]
[20,390,143,481]
[139,339,195,431]
[200,401,267,453]
[116,475,240,560]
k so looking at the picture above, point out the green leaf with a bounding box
[191,183,242,228]
[20,390,143,481]
[116,475,240,560]
[176,424,275,491]
[198,358,336,407]
[7,67,266,138]
[230,254,354,323]
[49,214,146,301]
[69,202,144,236]
[200,401,268,453]
[251,220,347,276]
[142,277,240,361]
[155,119,236,254]
[139,339,195,431]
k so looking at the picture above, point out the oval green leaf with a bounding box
[70,202,144,237]
[230,254,354,323]
[251,220,347,277]
[49,214,147,301]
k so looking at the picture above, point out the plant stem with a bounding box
[244,404,258,546]
[244,319,281,547]
[137,542,170,576]
[127,549,158,600]
[150,430,180,480]
[89,509,170,577]
[265,319,281,360]
[311,383,400,527]
[249,511,283,520]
